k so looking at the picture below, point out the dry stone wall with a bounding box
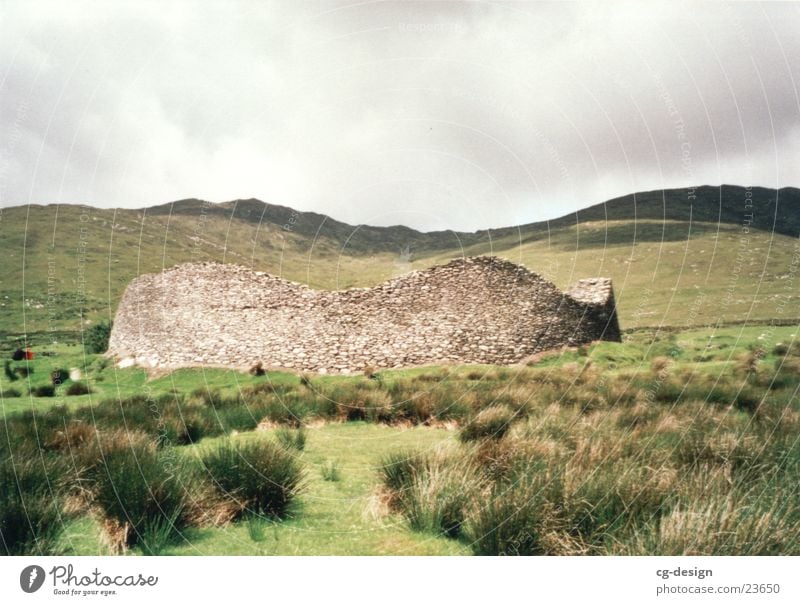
[108,256,621,373]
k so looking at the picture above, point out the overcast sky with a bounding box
[1,1,799,231]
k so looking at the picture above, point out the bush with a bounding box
[0,456,66,555]
[249,362,265,376]
[87,437,193,553]
[65,382,92,396]
[459,405,516,442]
[12,349,25,361]
[1,386,21,398]
[275,427,306,451]
[84,321,112,354]
[50,368,68,386]
[3,360,17,382]
[201,438,305,519]
[29,385,56,397]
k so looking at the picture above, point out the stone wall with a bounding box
[108,256,621,373]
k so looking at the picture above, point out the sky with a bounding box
[1,0,799,232]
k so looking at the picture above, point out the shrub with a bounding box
[29,385,56,397]
[65,382,92,396]
[50,368,69,386]
[0,456,66,555]
[1,386,21,398]
[84,321,112,354]
[459,405,516,442]
[3,360,17,382]
[249,362,265,376]
[275,427,306,451]
[201,438,305,519]
[87,438,193,553]
[15,365,32,377]
[11,349,25,361]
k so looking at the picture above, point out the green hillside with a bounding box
[0,184,797,345]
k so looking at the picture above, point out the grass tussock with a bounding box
[201,438,305,520]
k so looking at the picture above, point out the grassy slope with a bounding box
[1,185,798,344]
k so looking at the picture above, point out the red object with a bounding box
[25,349,34,360]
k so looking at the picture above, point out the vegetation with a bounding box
[86,435,194,553]
[1,186,799,341]
[0,455,66,555]
[200,438,305,519]
[83,321,112,354]
[0,324,797,555]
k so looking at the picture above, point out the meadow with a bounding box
[2,324,798,555]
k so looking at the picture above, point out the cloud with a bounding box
[1,0,798,231]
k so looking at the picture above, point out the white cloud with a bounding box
[1,0,798,230]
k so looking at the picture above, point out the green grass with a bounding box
[1,185,798,341]
[2,323,798,555]
[57,424,469,555]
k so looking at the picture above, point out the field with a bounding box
[2,324,798,555]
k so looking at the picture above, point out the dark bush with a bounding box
[249,362,265,376]
[50,368,68,386]
[15,365,32,377]
[84,321,112,354]
[30,385,56,397]
[201,438,305,519]
[11,349,25,361]
[0,386,21,398]
[3,360,17,382]
[65,382,92,396]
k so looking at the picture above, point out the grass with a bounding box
[0,323,798,555]
[1,186,798,341]
[199,437,305,519]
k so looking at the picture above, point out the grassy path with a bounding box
[58,423,471,555]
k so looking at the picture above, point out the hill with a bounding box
[0,184,797,345]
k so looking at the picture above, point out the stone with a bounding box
[107,256,621,373]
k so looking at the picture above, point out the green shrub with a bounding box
[29,385,56,397]
[65,382,92,396]
[87,437,192,552]
[84,321,112,354]
[3,360,17,382]
[1,386,21,398]
[50,368,68,386]
[459,405,516,442]
[201,438,305,519]
[0,456,66,555]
